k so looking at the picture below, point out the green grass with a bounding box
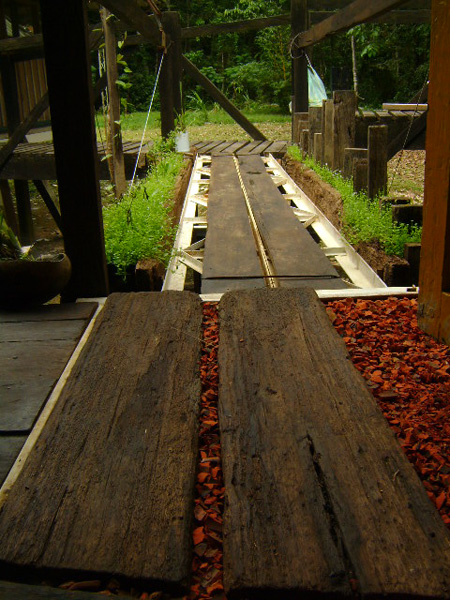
[287,145,422,257]
[102,150,183,276]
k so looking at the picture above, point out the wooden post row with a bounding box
[367,124,388,199]
[332,90,356,172]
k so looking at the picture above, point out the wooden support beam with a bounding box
[181,14,291,39]
[0,56,34,244]
[308,106,323,156]
[291,0,308,115]
[387,110,427,160]
[322,98,334,167]
[313,132,324,164]
[160,11,182,139]
[101,8,126,197]
[182,56,266,141]
[40,0,108,299]
[301,128,309,155]
[0,34,44,60]
[368,124,388,199]
[0,92,48,175]
[418,0,450,344]
[33,180,61,230]
[353,157,368,193]
[343,147,367,179]
[332,90,356,172]
[98,0,161,45]
[309,9,431,24]
[294,0,412,48]
[0,180,19,235]
[292,111,308,144]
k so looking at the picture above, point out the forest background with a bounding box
[100,0,431,114]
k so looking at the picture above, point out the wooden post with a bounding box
[301,129,309,156]
[0,56,35,245]
[332,90,357,172]
[160,11,182,138]
[322,98,334,167]
[353,158,368,194]
[308,106,323,156]
[101,8,126,197]
[343,147,368,179]
[418,0,450,344]
[293,111,308,144]
[368,124,388,199]
[313,132,323,164]
[291,0,308,131]
[39,0,108,299]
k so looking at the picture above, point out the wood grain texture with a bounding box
[0,580,131,600]
[418,0,450,343]
[238,155,341,281]
[219,288,450,599]
[0,302,97,323]
[368,124,388,199]
[202,155,264,290]
[0,292,202,593]
[332,90,357,172]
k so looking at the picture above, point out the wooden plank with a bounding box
[0,436,26,486]
[343,147,367,179]
[210,141,235,154]
[353,157,368,193]
[292,111,309,144]
[182,57,266,141]
[236,140,263,155]
[323,98,334,166]
[219,288,450,599]
[387,110,427,160]
[40,0,108,299]
[295,0,412,48]
[0,308,97,432]
[99,0,160,45]
[313,131,324,163]
[238,155,341,280]
[218,140,249,155]
[308,106,323,154]
[199,141,224,154]
[382,103,428,111]
[292,0,308,114]
[181,14,291,39]
[310,8,431,23]
[368,124,388,198]
[0,292,202,592]
[0,302,97,323]
[264,140,288,155]
[332,90,357,171]
[418,0,450,344]
[202,155,264,288]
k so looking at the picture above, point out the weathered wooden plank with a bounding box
[222,140,250,155]
[100,0,160,45]
[219,288,450,599]
[343,147,367,179]
[0,292,202,592]
[181,14,291,39]
[387,109,427,160]
[332,90,357,171]
[0,302,97,323]
[308,106,323,155]
[264,140,288,155]
[295,0,412,47]
[238,155,341,280]
[202,155,264,288]
[323,98,334,166]
[368,124,388,199]
[210,141,236,154]
[236,141,263,155]
[0,436,26,486]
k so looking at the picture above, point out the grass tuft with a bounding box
[287,145,422,257]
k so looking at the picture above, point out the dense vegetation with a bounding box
[103,148,183,276]
[287,145,422,257]
[97,1,430,113]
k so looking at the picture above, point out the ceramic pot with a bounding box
[0,253,71,309]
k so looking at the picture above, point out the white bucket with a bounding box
[175,131,190,153]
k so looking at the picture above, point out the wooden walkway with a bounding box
[201,154,348,293]
[193,139,287,156]
[0,141,149,180]
[0,302,97,485]
[0,290,449,598]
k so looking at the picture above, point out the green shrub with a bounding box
[287,145,422,256]
[103,152,183,277]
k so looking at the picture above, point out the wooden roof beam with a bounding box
[295,0,413,48]
[98,0,161,45]
[309,8,431,24]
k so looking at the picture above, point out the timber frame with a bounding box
[2,0,448,347]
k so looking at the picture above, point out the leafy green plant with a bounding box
[102,151,183,277]
[287,145,422,256]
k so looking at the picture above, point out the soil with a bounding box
[281,154,413,285]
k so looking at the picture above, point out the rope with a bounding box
[130,52,165,187]
[387,71,429,195]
